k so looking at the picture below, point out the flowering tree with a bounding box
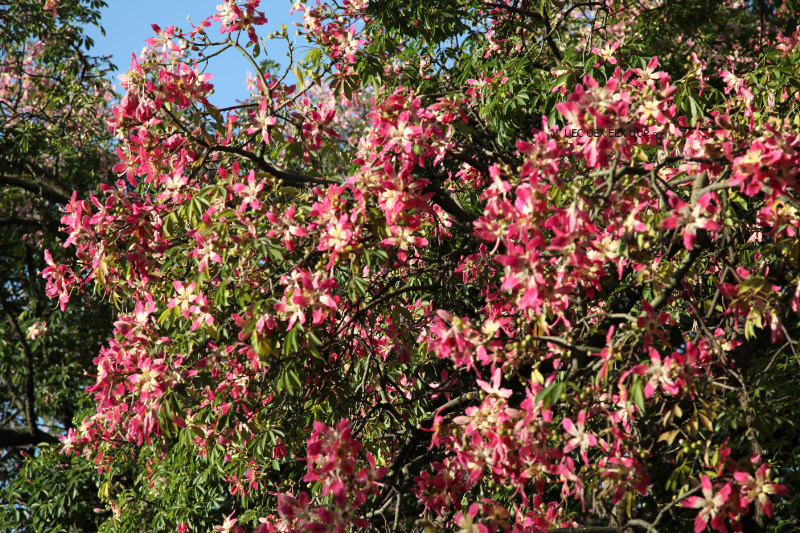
[0,0,114,489]
[5,0,800,531]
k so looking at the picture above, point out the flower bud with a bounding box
[660,85,678,99]
[714,114,732,129]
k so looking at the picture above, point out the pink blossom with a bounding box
[476,367,512,398]
[562,410,598,464]
[683,475,733,533]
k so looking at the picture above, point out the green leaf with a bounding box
[631,380,646,412]
[535,381,565,408]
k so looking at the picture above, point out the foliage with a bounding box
[6,0,800,532]
[0,0,114,491]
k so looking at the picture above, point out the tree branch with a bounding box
[0,427,59,448]
[550,522,658,533]
[650,246,702,311]
[0,174,71,203]
[0,214,60,232]
[427,185,476,226]
[206,144,336,187]
[1,294,37,434]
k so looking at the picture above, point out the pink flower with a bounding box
[476,368,512,398]
[144,24,180,61]
[187,231,222,272]
[214,0,267,43]
[562,410,598,464]
[128,357,168,397]
[43,0,58,16]
[232,170,265,212]
[635,347,680,398]
[190,294,215,330]
[26,321,48,341]
[636,300,669,348]
[661,192,722,250]
[591,40,621,66]
[41,249,75,311]
[273,269,338,330]
[734,463,788,518]
[213,511,239,533]
[59,428,79,455]
[454,502,490,533]
[246,101,278,144]
[167,281,197,319]
[683,475,733,533]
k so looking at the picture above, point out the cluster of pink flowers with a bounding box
[40,2,799,530]
[213,0,267,44]
[42,249,75,311]
[250,419,386,532]
[348,88,465,261]
[683,455,789,533]
[294,0,370,74]
[730,121,800,198]
[58,300,176,449]
[273,268,338,330]
[555,59,675,168]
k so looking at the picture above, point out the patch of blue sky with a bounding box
[84,1,303,106]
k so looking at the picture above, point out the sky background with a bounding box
[84,1,303,106]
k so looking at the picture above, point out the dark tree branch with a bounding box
[541,9,563,62]
[0,428,59,448]
[427,185,476,226]
[159,103,336,188]
[485,2,562,61]
[650,245,703,311]
[0,216,44,227]
[550,524,657,533]
[0,174,70,203]
[204,144,336,187]
[1,293,37,434]
[0,215,60,232]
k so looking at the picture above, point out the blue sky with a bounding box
[85,1,302,106]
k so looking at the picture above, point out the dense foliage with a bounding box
[4,0,800,531]
[0,0,113,492]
